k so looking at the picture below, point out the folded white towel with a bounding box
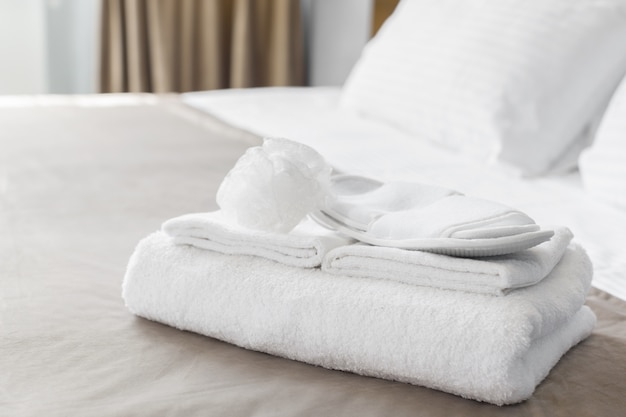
[322,226,573,295]
[123,231,595,405]
[162,211,352,268]
[316,175,554,256]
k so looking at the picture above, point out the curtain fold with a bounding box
[100,0,304,93]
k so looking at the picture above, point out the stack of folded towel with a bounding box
[123,140,595,406]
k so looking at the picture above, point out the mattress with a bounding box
[1,93,625,416]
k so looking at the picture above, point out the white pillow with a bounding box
[580,74,626,210]
[341,0,626,176]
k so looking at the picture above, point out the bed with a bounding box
[0,89,624,417]
[3,0,626,415]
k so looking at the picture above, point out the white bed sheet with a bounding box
[182,87,626,302]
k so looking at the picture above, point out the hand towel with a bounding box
[316,175,554,256]
[322,226,573,295]
[162,211,352,268]
[123,231,595,405]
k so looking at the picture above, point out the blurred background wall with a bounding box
[302,0,372,87]
[0,0,393,95]
[45,0,100,94]
[0,0,48,94]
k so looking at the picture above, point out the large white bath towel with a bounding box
[123,232,594,405]
[322,227,573,295]
[162,211,352,268]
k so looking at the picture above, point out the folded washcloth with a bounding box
[322,226,573,296]
[314,175,554,256]
[123,231,595,405]
[162,211,353,268]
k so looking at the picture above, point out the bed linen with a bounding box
[1,93,625,416]
[580,71,626,211]
[340,0,626,176]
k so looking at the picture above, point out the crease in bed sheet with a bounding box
[182,87,626,302]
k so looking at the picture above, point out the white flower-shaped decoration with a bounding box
[216,137,332,232]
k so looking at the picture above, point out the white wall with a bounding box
[302,0,372,86]
[0,0,99,95]
[45,0,100,94]
[0,0,48,94]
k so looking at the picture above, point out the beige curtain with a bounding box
[100,0,305,93]
[372,0,400,36]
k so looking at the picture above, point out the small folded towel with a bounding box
[314,175,554,256]
[123,231,595,405]
[322,226,573,295]
[162,211,352,268]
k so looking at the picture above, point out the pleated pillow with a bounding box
[579,74,626,211]
[341,0,626,176]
